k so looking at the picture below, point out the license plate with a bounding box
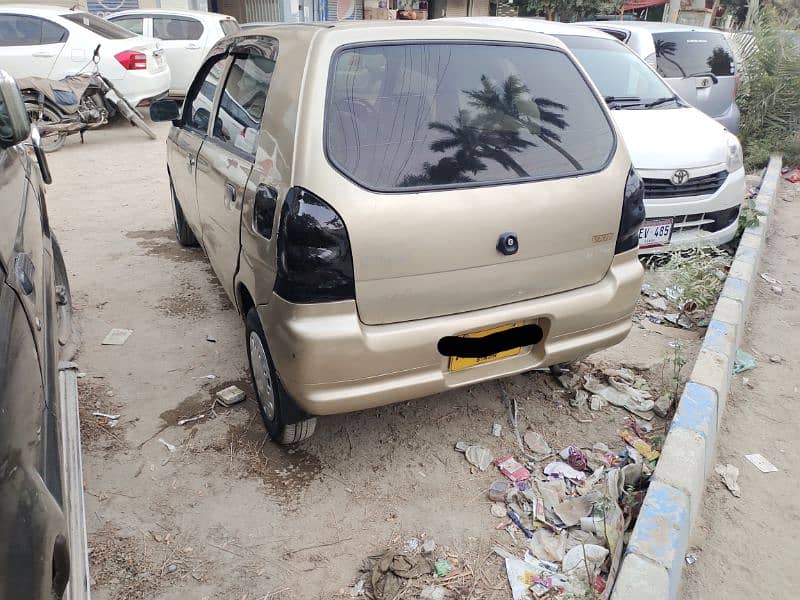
[448,322,525,372]
[639,218,673,249]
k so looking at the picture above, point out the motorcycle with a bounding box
[19,45,156,153]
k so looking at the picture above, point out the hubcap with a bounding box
[249,331,275,420]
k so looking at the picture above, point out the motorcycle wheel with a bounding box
[24,102,67,153]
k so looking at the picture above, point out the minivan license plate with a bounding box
[448,322,523,372]
[639,218,673,249]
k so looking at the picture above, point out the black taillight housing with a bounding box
[274,187,355,303]
[615,167,646,254]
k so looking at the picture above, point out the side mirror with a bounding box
[0,70,31,150]
[150,99,181,123]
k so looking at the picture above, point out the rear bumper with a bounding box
[115,68,171,107]
[713,102,740,134]
[639,166,744,254]
[258,249,643,416]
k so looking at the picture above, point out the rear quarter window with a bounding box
[654,32,735,78]
[220,19,239,36]
[325,42,616,191]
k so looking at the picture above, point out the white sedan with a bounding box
[108,9,239,97]
[0,6,170,106]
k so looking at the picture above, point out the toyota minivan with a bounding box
[151,22,645,443]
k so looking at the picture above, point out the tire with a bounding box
[24,101,66,153]
[245,308,317,445]
[171,179,198,247]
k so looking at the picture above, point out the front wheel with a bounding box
[170,179,198,247]
[245,308,317,445]
[24,101,66,153]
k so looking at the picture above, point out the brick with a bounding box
[653,428,707,523]
[690,349,733,426]
[701,320,735,357]
[611,554,670,600]
[627,481,691,583]
[711,297,743,345]
[728,259,754,284]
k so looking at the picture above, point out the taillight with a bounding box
[275,187,355,303]
[115,50,147,70]
[615,168,646,254]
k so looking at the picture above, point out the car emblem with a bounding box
[670,169,690,186]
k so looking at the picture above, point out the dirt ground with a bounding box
[46,120,700,599]
[682,180,800,600]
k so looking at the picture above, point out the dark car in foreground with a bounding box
[0,69,88,600]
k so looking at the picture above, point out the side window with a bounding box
[153,17,203,41]
[211,50,276,156]
[182,54,228,134]
[111,17,144,36]
[42,20,68,44]
[0,14,43,46]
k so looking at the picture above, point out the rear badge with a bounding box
[592,232,614,244]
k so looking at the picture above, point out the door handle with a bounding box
[32,51,57,58]
[187,154,195,168]
[224,183,236,210]
[186,43,201,50]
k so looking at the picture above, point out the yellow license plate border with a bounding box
[448,321,528,372]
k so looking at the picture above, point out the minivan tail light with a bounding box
[615,168,646,254]
[115,50,147,70]
[275,187,355,303]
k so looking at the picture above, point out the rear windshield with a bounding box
[325,42,615,191]
[62,13,135,39]
[220,19,239,36]
[653,32,735,78]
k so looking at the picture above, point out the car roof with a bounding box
[0,4,75,15]
[235,19,571,47]
[110,8,235,19]
[439,16,615,40]
[582,20,726,34]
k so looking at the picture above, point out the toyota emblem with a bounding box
[670,169,690,185]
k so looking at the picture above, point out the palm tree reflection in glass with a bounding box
[401,75,581,187]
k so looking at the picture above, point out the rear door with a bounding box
[152,15,206,95]
[653,31,736,119]
[0,14,67,79]
[321,41,623,325]
[196,46,276,299]
[169,53,229,233]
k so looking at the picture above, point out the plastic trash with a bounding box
[561,544,608,579]
[524,431,551,455]
[488,480,511,502]
[619,429,660,461]
[584,374,654,416]
[420,586,445,600]
[733,349,757,374]
[433,559,452,577]
[465,445,493,471]
[101,328,133,345]
[543,461,586,481]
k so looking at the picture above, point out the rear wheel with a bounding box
[24,101,66,153]
[245,308,317,445]
[171,179,198,247]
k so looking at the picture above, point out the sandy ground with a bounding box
[46,119,699,599]
[682,180,800,600]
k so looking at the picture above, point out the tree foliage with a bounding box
[735,7,800,168]
[514,0,622,22]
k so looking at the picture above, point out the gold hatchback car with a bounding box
[151,22,645,444]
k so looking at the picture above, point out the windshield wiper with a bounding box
[644,95,681,108]
[684,72,719,84]
[603,95,642,109]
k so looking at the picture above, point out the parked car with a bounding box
[446,17,745,253]
[579,21,740,132]
[0,69,87,600]
[150,22,645,443]
[0,5,169,106]
[108,9,239,97]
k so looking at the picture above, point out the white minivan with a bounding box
[445,17,745,253]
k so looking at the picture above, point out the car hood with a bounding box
[611,106,728,170]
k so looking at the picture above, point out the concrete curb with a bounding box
[611,155,784,600]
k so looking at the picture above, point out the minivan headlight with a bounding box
[726,135,743,172]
